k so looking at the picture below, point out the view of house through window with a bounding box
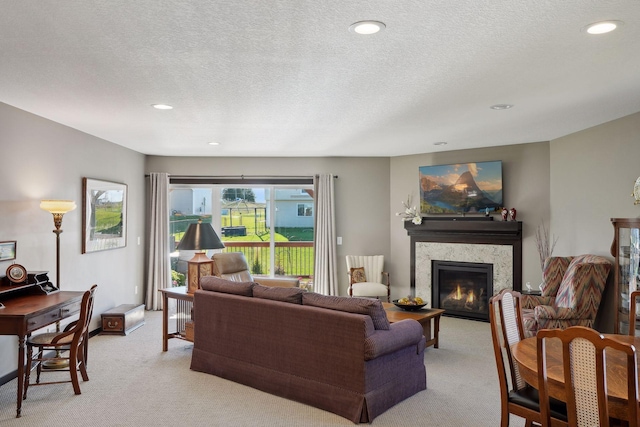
[169,184,314,287]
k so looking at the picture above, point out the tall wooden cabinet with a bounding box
[611,218,640,334]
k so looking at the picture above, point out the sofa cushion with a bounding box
[200,276,254,296]
[302,293,390,330]
[252,284,304,304]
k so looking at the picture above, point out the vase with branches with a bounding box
[535,220,558,270]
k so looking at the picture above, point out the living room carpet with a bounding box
[0,309,525,426]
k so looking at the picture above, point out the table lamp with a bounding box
[177,220,225,294]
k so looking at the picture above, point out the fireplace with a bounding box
[404,218,522,315]
[432,261,493,321]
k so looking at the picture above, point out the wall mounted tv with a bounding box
[419,161,503,214]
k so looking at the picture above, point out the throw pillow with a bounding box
[350,267,367,283]
[252,284,304,304]
[200,276,254,296]
[302,293,390,330]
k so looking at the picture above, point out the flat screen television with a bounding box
[419,161,503,214]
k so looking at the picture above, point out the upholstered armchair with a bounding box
[521,254,612,338]
[345,255,390,302]
[212,252,299,288]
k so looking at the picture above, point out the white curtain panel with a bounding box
[145,172,171,310]
[313,174,338,296]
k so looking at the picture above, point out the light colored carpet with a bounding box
[0,310,525,426]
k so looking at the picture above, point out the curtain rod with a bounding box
[144,174,338,179]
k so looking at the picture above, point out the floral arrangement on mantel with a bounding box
[396,195,422,225]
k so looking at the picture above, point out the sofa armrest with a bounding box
[364,319,424,360]
[253,276,299,288]
[521,294,554,309]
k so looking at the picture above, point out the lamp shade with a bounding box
[40,200,77,214]
[177,221,225,251]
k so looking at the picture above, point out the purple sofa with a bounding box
[190,277,427,423]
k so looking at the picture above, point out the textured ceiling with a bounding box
[1,0,639,157]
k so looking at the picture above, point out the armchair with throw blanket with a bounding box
[520,254,612,338]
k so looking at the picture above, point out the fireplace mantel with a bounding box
[405,218,523,294]
[404,218,522,243]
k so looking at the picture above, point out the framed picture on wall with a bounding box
[0,241,17,261]
[82,178,128,253]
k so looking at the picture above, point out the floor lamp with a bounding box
[177,220,225,294]
[40,199,77,369]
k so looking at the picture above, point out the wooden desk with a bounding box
[0,290,84,417]
[382,303,444,349]
[512,334,640,421]
[159,286,194,351]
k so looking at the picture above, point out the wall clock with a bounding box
[6,263,27,283]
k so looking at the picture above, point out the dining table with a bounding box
[511,334,640,422]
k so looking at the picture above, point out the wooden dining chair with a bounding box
[23,284,98,401]
[629,290,640,336]
[537,326,640,427]
[490,289,568,427]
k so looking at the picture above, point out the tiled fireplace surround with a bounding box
[404,219,523,311]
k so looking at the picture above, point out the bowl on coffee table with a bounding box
[392,299,427,311]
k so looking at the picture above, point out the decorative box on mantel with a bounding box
[404,218,523,305]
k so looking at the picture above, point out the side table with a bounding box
[159,286,194,351]
[383,303,444,349]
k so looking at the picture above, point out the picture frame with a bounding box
[82,178,128,253]
[0,241,17,261]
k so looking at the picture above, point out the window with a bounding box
[169,182,314,286]
[297,203,313,217]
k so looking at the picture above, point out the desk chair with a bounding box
[537,326,639,427]
[23,285,97,401]
[489,289,567,427]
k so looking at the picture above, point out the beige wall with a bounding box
[550,111,640,332]
[1,96,637,381]
[0,102,146,379]
[145,156,391,296]
[389,142,552,299]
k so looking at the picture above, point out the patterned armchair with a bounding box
[521,255,612,338]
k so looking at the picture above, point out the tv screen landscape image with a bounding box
[419,161,503,214]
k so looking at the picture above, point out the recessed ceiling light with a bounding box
[208,142,220,146]
[490,104,513,110]
[433,141,448,146]
[152,104,173,110]
[583,20,623,35]
[349,21,386,35]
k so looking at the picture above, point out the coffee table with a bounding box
[383,303,444,349]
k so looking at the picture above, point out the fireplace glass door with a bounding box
[432,261,493,321]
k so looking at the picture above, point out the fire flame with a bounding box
[467,290,475,304]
